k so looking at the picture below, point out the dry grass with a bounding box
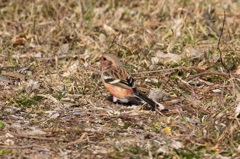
[1,0,240,158]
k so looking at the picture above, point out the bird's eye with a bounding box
[103,57,107,61]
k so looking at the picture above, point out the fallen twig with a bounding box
[132,67,207,75]
[12,133,68,141]
[217,11,228,70]
[186,72,240,81]
[0,145,58,152]
[64,133,87,148]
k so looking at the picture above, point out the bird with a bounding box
[100,53,157,111]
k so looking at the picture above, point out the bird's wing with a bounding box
[102,67,136,91]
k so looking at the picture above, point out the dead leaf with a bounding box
[62,61,79,77]
[236,94,240,102]
[58,44,69,54]
[234,65,240,74]
[235,102,240,117]
[28,80,40,90]
[12,35,27,46]
[103,24,117,35]
[1,71,25,80]
[34,52,42,58]
[170,140,183,149]
[0,75,10,82]
[152,51,182,65]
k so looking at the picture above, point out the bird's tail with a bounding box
[135,92,157,111]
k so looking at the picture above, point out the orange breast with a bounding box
[104,83,134,98]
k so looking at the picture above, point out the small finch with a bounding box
[100,54,157,111]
